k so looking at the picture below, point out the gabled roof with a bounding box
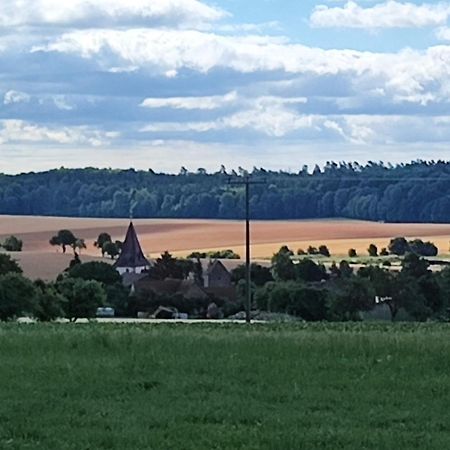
[114,222,150,269]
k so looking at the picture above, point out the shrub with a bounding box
[57,278,106,322]
[348,248,357,258]
[0,254,22,276]
[34,281,66,322]
[68,261,121,285]
[368,244,378,257]
[2,235,23,252]
[0,273,36,321]
[318,245,331,257]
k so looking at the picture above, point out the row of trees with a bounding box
[0,255,109,321]
[240,246,450,321]
[1,161,449,221]
[1,242,449,322]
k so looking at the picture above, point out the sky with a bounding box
[1,0,450,173]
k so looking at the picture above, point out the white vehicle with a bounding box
[96,307,115,318]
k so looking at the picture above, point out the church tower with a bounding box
[114,222,150,275]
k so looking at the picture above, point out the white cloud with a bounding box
[436,26,450,40]
[52,95,75,111]
[311,1,450,29]
[0,120,119,146]
[0,0,226,28]
[141,91,238,110]
[3,90,31,105]
[34,28,450,107]
[140,91,307,110]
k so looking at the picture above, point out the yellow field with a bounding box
[0,215,449,279]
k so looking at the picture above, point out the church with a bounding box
[114,221,237,304]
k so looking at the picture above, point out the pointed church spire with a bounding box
[114,222,150,274]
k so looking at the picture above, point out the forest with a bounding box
[1,160,450,222]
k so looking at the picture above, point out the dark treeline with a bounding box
[1,160,450,222]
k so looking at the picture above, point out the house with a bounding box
[203,259,232,288]
[114,221,151,275]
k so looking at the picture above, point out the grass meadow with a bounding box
[1,323,450,449]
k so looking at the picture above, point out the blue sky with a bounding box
[1,0,450,173]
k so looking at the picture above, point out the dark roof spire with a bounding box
[114,222,150,269]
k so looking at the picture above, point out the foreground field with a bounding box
[1,215,450,280]
[1,323,450,449]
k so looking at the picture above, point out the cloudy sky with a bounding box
[2,0,450,173]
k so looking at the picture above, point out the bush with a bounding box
[318,245,331,257]
[0,273,36,321]
[2,235,23,252]
[34,281,66,322]
[368,244,378,257]
[0,254,22,276]
[295,259,327,283]
[348,248,357,258]
[57,278,106,321]
[262,281,330,321]
[388,237,409,256]
[187,249,241,259]
[68,261,121,285]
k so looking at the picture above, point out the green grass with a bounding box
[1,323,450,449]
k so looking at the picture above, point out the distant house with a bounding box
[204,259,232,288]
[114,222,151,275]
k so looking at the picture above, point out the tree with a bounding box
[339,260,353,278]
[401,253,430,278]
[102,241,120,259]
[348,248,357,257]
[72,238,86,254]
[265,281,329,320]
[368,244,378,257]
[33,281,66,322]
[271,248,295,281]
[278,245,294,256]
[2,235,23,252]
[231,263,273,287]
[49,230,77,254]
[388,237,409,256]
[95,232,112,255]
[330,277,375,321]
[408,239,438,257]
[307,246,319,255]
[57,278,106,322]
[295,259,327,283]
[380,248,389,256]
[318,245,331,257]
[149,251,184,280]
[68,261,121,285]
[0,273,36,321]
[0,254,22,276]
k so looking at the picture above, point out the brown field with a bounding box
[0,215,449,280]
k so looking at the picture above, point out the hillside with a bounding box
[1,161,450,222]
[1,216,450,280]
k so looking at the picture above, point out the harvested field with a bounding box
[0,215,449,279]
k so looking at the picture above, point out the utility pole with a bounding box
[229,173,266,323]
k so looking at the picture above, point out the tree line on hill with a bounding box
[1,160,450,222]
